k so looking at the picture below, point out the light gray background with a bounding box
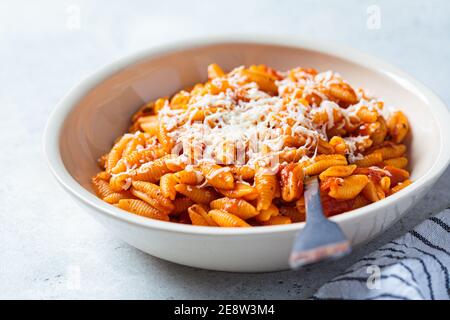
[1,0,449,299]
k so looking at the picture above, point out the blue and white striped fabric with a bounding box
[313,209,450,300]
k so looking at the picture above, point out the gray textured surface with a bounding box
[1,0,449,299]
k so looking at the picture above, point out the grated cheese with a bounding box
[125,66,396,174]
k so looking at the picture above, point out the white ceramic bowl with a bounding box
[44,36,450,272]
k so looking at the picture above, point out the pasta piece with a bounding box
[230,166,255,179]
[200,164,234,190]
[329,136,347,154]
[327,82,358,104]
[174,169,202,185]
[384,166,409,186]
[189,109,208,122]
[241,69,277,95]
[391,180,412,194]
[304,156,348,176]
[254,211,270,223]
[92,175,113,198]
[312,109,329,125]
[380,176,391,192]
[98,154,108,169]
[160,173,178,200]
[105,135,133,173]
[387,111,409,143]
[262,216,292,226]
[383,157,408,169]
[210,197,258,220]
[217,182,257,199]
[278,148,305,162]
[103,192,131,204]
[317,138,334,154]
[356,106,378,123]
[128,121,141,133]
[320,176,342,192]
[130,189,172,214]
[171,197,194,216]
[372,144,406,160]
[188,204,217,226]
[175,184,218,204]
[92,175,130,204]
[284,135,306,148]
[109,174,131,192]
[273,172,281,199]
[255,169,277,211]
[328,175,369,200]
[208,209,251,227]
[131,181,174,211]
[242,192,259,201]
[153,98,167,114]
[362,180,383,202]
[138,114,158,124]
[376,184,386,200]
[170,90,190,109]
[255,204,279,222]
[130,155,172,182]
[280,163,304,202]
[188,210,210,226]
[123,132,146,156]
[313,154,347,162]
[140,120,159,136]
[112,147,165,174]
[353,167,387,183]
[280,205,305,223]
[208,63,225,79]
[117,199,169,221]
[295,197,306,222]
[96,170,111,181]
[353,152,383,167]
[157,122,174,152]
[370,117,388,146]
[319,164,357,181]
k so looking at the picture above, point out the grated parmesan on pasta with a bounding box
[156,66,388,169]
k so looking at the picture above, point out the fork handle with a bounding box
[304,177,326,223]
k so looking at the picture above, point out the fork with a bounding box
[289,176,351,269]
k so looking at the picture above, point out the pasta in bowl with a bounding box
[92,63,412,227]
[45,38,450,271]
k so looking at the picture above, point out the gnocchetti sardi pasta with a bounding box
[92,64,412,227]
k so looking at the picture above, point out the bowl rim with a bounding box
[43,35,450,236]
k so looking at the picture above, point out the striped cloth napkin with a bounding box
[313,209,450,300]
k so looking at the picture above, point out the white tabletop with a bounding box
[1,0,449,299]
